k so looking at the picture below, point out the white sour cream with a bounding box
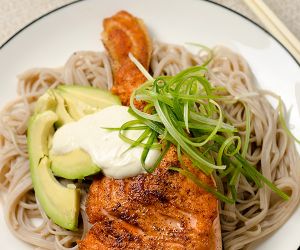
[51,105,160,179]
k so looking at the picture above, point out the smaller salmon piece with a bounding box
[102,10,152,106]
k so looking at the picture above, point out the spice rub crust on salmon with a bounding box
[78,10,221,250]
[79,146,221,250]
[102,10,152,106]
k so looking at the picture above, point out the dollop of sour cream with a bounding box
[51,105,160,179]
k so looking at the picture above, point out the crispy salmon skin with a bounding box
[78,10,221,250]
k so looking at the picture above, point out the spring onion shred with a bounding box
[109,52,291,204]
[278,98,300,144]
[242,103,251,157]
[128,52,153,81]
[186,42,214,67]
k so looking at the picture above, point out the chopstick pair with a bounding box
[243,0,300,63]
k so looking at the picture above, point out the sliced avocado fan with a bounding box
[27,85,121,230]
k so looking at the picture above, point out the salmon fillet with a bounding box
[78,10,221,250]
[102,10,152,106]
[79,147,221,250]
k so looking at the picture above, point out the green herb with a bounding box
[108,54,291,204]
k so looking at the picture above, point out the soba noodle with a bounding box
[0,42,299,250]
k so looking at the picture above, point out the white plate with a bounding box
[0,0,299,249]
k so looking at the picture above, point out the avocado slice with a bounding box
[57,85,121,108]
[50,149,100,179]
[34,91,57,114]
[27,111,80,230]
[52,90,74,127]
[52,85,121,121]
[56,91,97,120]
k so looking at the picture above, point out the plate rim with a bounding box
[0,0,299,68]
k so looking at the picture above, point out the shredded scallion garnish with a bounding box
[105,53,291,204]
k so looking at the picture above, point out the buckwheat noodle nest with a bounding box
[0,42,299,250]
